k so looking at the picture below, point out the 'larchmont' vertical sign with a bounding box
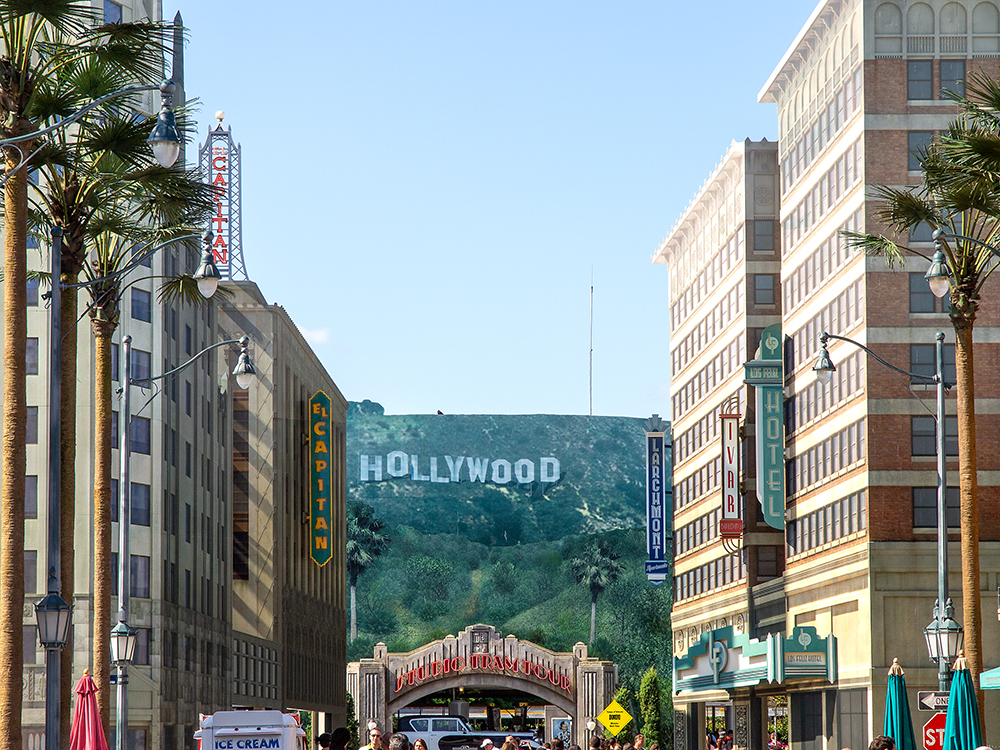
[310,391,334,565]
[644,414,671,584]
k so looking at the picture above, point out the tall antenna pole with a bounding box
[589,266,594,416]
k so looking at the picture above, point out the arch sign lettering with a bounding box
[395,652,572,694]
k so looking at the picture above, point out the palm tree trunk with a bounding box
[590,598,597,645]
[60,276,78,746]
[953,318,984,728]
[351,583,357,643]
[0,141,30,750]
[92,319,115,741]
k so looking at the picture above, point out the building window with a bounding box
[23,625,37,664]
[26,476,38,519]
[111,552,118,596]
[909,272,942,312]
[131,348,151,381]
[185,569,192,609]
[941,59,966,97]
[131,482,150,526]
[27,406,38,444]
[754,220,774,253]
[875,2,903,53]
[130,555,150,598]
[111,411,118,450]
[185,381,192,416]
[26,338,38,375]
[911,415,959,456]
[913,486,960,527]
[908,60,933,100]
[185,503,192,542]
[104,0,122,23]
[131,288,151,322]
[111,479,119,523]
[910,343,957,383]
[184,636,192,671]
[27,277,38,307]
[185,441,192,477]
[908,131,934,171]
[910,221,934,242]
[133,629,151,665]
[758,546,779,579]
[185,325,192,355]
[25,549,37,594]
[111,343,119,381]
[973,2,1000,52]
[131,416,151,455]
[754,274,776,305]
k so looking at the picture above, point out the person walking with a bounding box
[362,724,385,750]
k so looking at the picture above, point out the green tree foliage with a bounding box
[610,685,635,744]
[347,501,390,641]
[639,666,660,746]
[571,540,625,644]
[346,692,360,750]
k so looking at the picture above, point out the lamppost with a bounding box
[813,330,962,688]
[113,334,254,750]
[0,78,185,750]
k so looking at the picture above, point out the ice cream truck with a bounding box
[195,711,308,750]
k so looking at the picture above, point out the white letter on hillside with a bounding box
[491,459,511,484]
[514,459,534,484]
[387,451,408,477]
[540,457,560,482]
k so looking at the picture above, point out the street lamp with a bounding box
[0,77,184,750]
[585,719,596,733]
[813,330,958,689]
[114,334,254,750]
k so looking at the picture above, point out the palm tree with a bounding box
[25,18,211,736]
[347,501,390,642]
[0,5,97,748]
[846,74,1000,726]
[570,540,624,645]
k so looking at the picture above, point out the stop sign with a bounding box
[923,712,947,750]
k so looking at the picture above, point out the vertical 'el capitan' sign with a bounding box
[310,391,333,566]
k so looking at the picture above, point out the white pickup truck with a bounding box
[396,716,538,750]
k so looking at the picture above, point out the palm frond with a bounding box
[842,231,917,268]
[157,275,236,307]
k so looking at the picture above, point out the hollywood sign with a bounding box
[394,654,572,694]
[360,452,560,486]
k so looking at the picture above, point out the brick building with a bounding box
[656,0,1000,747]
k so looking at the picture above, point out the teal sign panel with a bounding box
[743,323,784,530]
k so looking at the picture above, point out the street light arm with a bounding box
[820,331,940,384]
[936,230,1000,260]
[128,337,248,388]
[60,233,200,290]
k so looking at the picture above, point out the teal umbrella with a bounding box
[884,659,918,750]
[944,652,983,750]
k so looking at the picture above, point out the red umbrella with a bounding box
[70,670,110,750]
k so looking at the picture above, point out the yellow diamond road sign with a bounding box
[597,699,632,736]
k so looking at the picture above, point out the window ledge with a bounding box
[906,99,961,107]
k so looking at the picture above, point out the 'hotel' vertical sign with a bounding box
[644,414,671,584]
[309,391,334,566]
[742,322,785,530]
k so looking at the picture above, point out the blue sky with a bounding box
[163,0,810,418]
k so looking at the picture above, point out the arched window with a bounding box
[973,2,1000,52]
[908,3,935,53]
[908,3,935,34]
[942,3,969,53]
[942,3,968,33]
[875,3,903,54]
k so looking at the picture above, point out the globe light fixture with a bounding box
[925,247,952,299]
[586,719,596,733]
[924,598,964,667]
[812,338,836,385]
[147,79,182,168]
[193,230,223,298]
[233,336,256,390]
[34,586,73,649]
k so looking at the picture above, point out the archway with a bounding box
[349,624,618,747]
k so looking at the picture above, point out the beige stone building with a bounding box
[10,4,348,746]
[657,0,1000,747]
